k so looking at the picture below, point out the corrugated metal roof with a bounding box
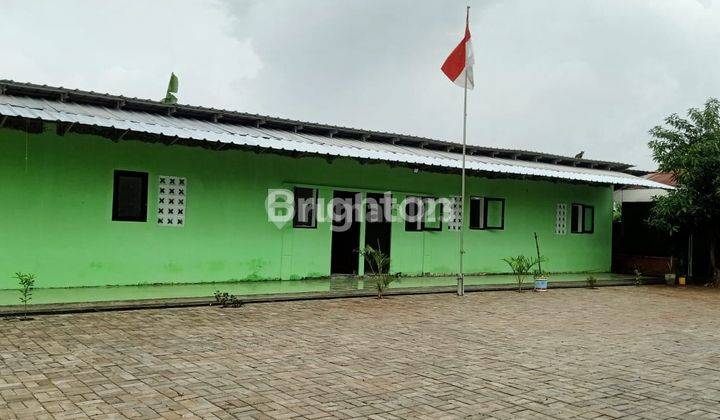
[0,79,636,171]
[644,172,677,187]
[0,94,668,188]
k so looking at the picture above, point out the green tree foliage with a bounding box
[163,72,179,104]
[648,98,720,283]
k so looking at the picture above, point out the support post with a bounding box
[458,6,470,297]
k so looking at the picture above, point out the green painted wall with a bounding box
[0,126,612,289]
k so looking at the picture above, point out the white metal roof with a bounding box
[0,94,667,188]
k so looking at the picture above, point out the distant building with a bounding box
[613,173,698,278]
[0,81,667,289]
[613,172,674,204]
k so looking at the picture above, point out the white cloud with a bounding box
[0,0,262,108]
[2,0,720,169]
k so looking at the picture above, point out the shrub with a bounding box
[503,255,540,292]
[633,267,643,286]
[586,275,597,289]
[213,291,243,308]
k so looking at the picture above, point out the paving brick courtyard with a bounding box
[1,286,720,419]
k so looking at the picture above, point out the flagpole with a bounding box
[458,5,469,297]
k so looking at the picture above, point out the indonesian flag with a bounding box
[441,14,474,90]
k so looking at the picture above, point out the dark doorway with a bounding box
[364,192,392,274]
[331,191,361,275]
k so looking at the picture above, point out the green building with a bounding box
[0,81,665,289]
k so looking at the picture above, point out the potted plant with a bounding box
[533,270,549,292]
[532,232,549,291]
[664,256,675,286]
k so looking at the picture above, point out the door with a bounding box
[331,191,361,275]
[364,192,392,274]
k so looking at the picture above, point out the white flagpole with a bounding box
[458,5,469,297]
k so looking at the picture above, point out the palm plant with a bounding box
[362,245,394,298]
[503,255,540,292]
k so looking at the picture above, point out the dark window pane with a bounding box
[404,196,422,231]
[112,170,148,222]
[293,187,317,228]
[469,197,482,229]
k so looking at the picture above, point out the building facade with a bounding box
[0,82,665,289]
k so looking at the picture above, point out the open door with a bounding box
[364,192,392,274]
[331,191,361,275]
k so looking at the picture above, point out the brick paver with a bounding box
[1,286,720,419]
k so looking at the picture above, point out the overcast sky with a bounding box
[2,0,720,170]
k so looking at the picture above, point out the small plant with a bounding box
[586,275,597,289]
[362,245,394,299]
[503,255,539,292]
[633,267,642,286]
[213,290,243,308]
[612,201,622,223]
[664,257,676,285]
[13,272,36,320]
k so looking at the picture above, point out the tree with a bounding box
[648,98,720,284]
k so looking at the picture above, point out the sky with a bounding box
[2,0,720,170]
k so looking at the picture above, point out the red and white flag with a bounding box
[441,14,474,90]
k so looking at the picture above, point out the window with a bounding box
[484,198,505,230]
[469,197,505,230]
[404,196,423,231]
[421,197,443,231]
[112,170,148,222]
[571,203,594,234]
[293,187,317,228]
[404,196,443,231]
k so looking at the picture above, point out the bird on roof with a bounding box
[574,151,584,159]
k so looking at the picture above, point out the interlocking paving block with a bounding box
[0,287,719,418]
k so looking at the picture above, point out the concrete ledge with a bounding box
[0,278,664,317]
